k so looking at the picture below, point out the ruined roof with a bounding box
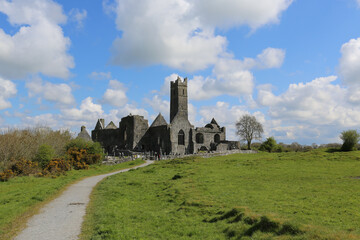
[77,126,92,141]
[105,121,117,129]
[205,118,220,130]
[211,118,220,127]
[95,119,104,130]
[151,113,167,127]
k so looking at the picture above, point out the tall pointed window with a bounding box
[178,130,185,145]
[214,134,220,143]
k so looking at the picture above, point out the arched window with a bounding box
[178,130,185,145]
[214,134,220,143]
[196,133,204,144]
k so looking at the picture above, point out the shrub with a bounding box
[0,127,72,171]
[259,137,278,153]
[33,144,55,169]
[250,142,262,150]
[0,169,14,181]
[67,147,102,170]
[65,139,103,170]
[274,144,283,153]
[340,130,360,151]
[43,158,72,175]
[0,130,105,181]
[10,159,40,176]
[66,138,103,156]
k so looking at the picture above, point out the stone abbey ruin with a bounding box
[79,77,239,155]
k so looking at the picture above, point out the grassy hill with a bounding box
[81,150,360,240]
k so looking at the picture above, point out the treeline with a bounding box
[248,130,360,153]
[251,130,360,152]
[248,141,344,152]
[0,127,103,181]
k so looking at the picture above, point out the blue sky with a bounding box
[1,0,360,144]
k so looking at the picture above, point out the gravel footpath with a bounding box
[14,160,153,240]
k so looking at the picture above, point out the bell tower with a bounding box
[170,76,188,123]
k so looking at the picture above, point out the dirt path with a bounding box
[13,160,153,240]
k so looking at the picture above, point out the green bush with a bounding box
[65,138,103,156]
[340,130,360,151]
[259,137,278,153]
[33,144,55,168]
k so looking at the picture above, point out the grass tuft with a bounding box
[172,174,182,180]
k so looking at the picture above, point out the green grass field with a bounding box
[81,151,360,240]
[0,159,145,240]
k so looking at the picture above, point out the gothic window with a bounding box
[214,134,220,143]
[196,133,204,144]
[178,130,185,145]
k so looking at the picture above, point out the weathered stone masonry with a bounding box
[81,76,239,155]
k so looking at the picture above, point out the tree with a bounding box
[340,130,360,151]
[259,137,277,152]
[236,114,264,150]
[33,144,54,168]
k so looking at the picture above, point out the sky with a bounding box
[1,0,360,145]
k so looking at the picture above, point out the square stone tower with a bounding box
[170,76,188,123]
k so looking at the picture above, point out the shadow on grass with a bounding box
[325,148,342,153]
[205,208,304,239]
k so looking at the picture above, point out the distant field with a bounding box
[81,150,360,240]
[0,159,145,240]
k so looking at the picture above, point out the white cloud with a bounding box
[69,8,87,29]
[339,37,360,86]
[101,80,128,107]
[110,0,225,72]
[214,47,285,72]
[256,48,285,69]
[0,0,74,79]
[158,48,285,101]
[22,113,59,128]
[192,0,293,29]
[257,76,360,144]
[188,103,197,124]
[257,76,355,125]
[26,77,75,105]
[0,77,17,110]
[108,0,291,72]
[61,97,104,122]
[145,95,170,122]
[188,73,253,100]
[89,71,112,80]
[357,0,360,7]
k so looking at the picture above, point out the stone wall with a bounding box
[102,149,257,164]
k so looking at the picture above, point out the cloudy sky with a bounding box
[1,0,360,144]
